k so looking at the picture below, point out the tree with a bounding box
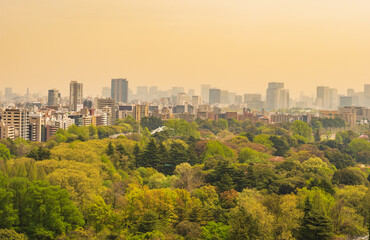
[298,198,333,240]
[229,207,262,240]
[314,129,321,142]
[26,147,51,160]
[0,229,27,240]
[17,181,84,239]
[270,136,290,157]
[291,121,312,142]
[0,143,11,161]
[201,221,230,240]
[140,116,163,131]
[332,167,368,186]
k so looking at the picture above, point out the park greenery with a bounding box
[0,116,369,240]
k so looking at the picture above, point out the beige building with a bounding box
[133,105,149,122]
[0,122,15,140]
[2,108,29,140]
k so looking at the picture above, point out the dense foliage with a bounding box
[0,117,369,240]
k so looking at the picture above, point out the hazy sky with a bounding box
[1,0,370,98]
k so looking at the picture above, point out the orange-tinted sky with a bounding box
[1,0,370,98]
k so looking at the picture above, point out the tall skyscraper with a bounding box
[48,89,61,106]
[137,86,149,101]
[4,87,12,100]
[111,78,128,103]
[201,84,211,104]
[365,84,370,107]
[316,86,337,110]
[69,81,83,111]
[209,88,221,105]
[102,87,111,98]
[266,82,289,110]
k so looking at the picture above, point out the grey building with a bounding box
[69,81,83,111]
[111,78,128,103]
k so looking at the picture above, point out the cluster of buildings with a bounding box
[0,80,369,142]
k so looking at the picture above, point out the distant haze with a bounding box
[1,0,370,98]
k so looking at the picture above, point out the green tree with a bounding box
[314,129,321,142]
[332,167,368,186]
[291,120,312,141]
[18,181,84,239]
[26,147,51,161]
[298,198,333,240]
[270,136,290,157]
[0,143,11,161]
[0,229,27,240]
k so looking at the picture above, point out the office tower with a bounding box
[329,88,338,110]
[266,82,289,110]
[365,84,370,107]
[149,86,158,101]
[347,89,356,96]
[177,92,190,105]
[235,95,243,105]
[316,86,338,110]
[102,87,111,98]
[3,108,29,140]
[111,78,128,103]
[340,96,353,107]
[220,90,229,104]
[244,93,264,110]
[244,93,262,103]
[228,92,236,105]
[137,86,149,101]
[5,87,12,100]
[48,89,61,106]
[29,113,42,142]
[188,89,195,97]
[316,86,330,109]
[192,96,202,106]
[201,84,211,104]
[171,87,184,97]
[209,88,221,105]
[69,81,83,111]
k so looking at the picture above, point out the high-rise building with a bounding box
[340,96,353,108]
[149,86,158,101]
[69,81,83,111]
[192,96,202,106]
[316,86,338,110]
[201,84,211,104]
[4,87,12,100]
[220,90,229,104]
[48,89,61,106]
[102,87,111,98]
[266,82,289,110]
[364,84,370,107]
[3,108,29,140]
[29,113,42,142]
[137,86,149,101]
[209,88,221,105]
[111,78,128,103]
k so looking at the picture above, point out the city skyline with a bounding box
[1,0,370,98]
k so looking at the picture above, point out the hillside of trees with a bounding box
[0,116,369,240]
